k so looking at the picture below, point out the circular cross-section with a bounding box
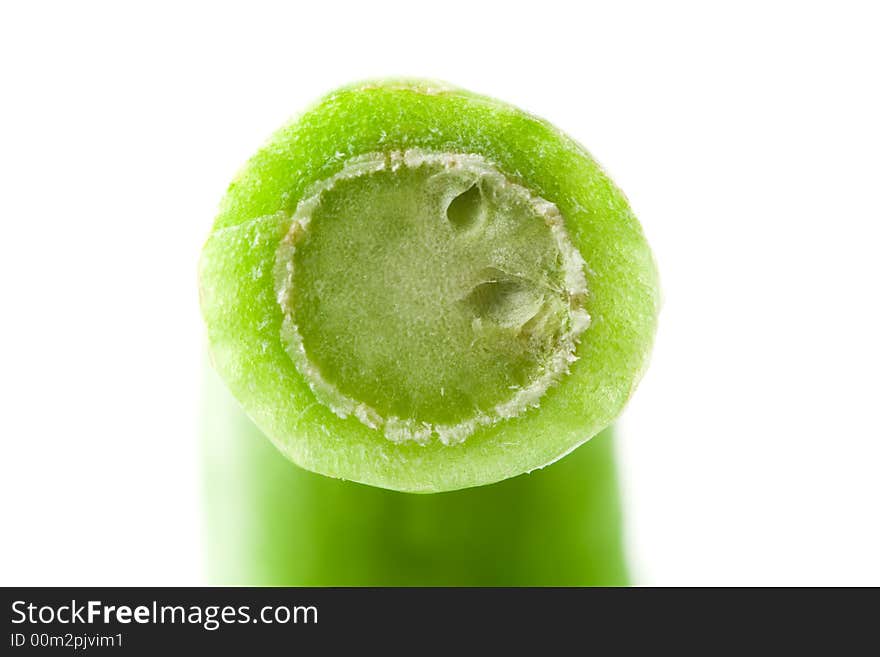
[275,150,590,445]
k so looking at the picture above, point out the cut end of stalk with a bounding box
[200,79,659,492]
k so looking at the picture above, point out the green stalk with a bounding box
[199,79,657,585]
[203,367,629,586]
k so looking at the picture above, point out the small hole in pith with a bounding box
[446,183,484,229]
[462,270,545,329]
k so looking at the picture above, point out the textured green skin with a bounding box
[204,368,628,585]
[199,79,659,492]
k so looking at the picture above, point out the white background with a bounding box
[1,1,878,586]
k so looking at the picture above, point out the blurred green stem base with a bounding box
[203,368,629,586]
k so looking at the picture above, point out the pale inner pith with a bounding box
[275,150,589,445]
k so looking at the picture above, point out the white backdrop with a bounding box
[1,1,878,585]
